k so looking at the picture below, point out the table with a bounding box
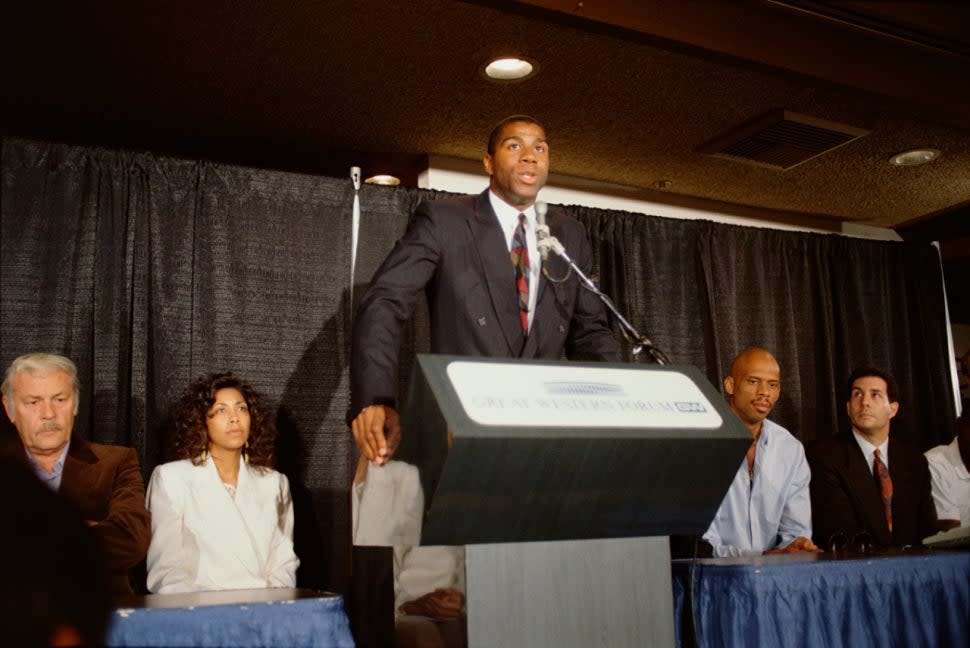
[106,588,355,648]
[672,549,969,648]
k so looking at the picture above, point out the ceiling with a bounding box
[3,1,970,248]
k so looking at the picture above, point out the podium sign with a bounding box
[398,354,749,546]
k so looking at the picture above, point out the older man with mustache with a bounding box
[2,352,151,596]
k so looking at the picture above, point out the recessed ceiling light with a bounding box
[888,148,941,166]
[483,57,536,81]
[364,174,401,186]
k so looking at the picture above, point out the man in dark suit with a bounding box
[350,115,619,465]
[807,366,937,549]
[1,352,151,596]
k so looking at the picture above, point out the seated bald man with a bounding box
[702,348,818,557]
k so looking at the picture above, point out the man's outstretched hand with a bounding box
[351,404,401,466]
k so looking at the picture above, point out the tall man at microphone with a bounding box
[349,115,619,464]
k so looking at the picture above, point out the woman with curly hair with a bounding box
[145,372,299,593]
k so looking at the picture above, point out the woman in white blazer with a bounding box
[146,372,299,593]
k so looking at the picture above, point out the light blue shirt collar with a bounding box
[27,439,70,491]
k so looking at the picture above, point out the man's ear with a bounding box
[2,395,13,423]
[482,154,494,176]
[723,376,734,396]
[889,401,899,419]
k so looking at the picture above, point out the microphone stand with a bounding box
[536,229,671,365]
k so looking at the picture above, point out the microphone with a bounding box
[532,200,671,364]
[535,201,565,261]
[535,201,549,261]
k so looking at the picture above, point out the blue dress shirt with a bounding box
[27,440,70,491]
[703,419,812,557]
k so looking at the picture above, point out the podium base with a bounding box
[465,536,674,648]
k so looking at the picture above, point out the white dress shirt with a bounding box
[352,459,465,618]
[851,429,890,474]
[489,190,539,331]
[925,437,970,525]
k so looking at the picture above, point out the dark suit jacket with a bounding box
[350,190,619,420]
[60,437,152,595]
[807,434,937,548]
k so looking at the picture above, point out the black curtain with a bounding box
[691,223,955,447]
[1,138,358,593]
[1,137,957,594]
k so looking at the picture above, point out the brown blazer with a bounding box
[60,436,152,596]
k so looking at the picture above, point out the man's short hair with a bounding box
[486,114,544,155]
[2,353,81,405]
[846,365,899,404]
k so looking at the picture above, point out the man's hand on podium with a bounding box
[351,404,401,466]
[764,535,821,555]
[399,587,465,620]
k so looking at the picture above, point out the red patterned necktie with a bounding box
[510,213,530,333]
[873,448,893,534]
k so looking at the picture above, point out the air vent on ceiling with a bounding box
[699,110,869,170]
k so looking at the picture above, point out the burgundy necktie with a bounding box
[873,448,893,534]
[510,213,530,333]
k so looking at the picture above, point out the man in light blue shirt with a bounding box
[702,348,819,557]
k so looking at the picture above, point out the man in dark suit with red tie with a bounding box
[349,115,619,465]
[807,366,938,549]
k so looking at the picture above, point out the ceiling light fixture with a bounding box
[482,57,536,81]
[888,148,940,166]
[364,174,401,186]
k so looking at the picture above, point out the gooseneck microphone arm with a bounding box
[535,201,671,365]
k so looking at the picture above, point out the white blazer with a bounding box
[146,457,299,593]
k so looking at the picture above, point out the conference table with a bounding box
[106,588,355,648]
[671,548,969,648]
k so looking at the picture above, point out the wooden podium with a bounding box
[391,354,748,648]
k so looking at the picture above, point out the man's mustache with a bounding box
[37,421,64,432]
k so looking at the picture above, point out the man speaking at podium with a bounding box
[349,115,619,464]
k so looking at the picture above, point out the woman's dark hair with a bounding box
[170,372,277,469]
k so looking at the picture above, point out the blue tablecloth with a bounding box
[672,550,969,648]
[107,589,355,648]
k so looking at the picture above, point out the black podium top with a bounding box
[357,354,749,546]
